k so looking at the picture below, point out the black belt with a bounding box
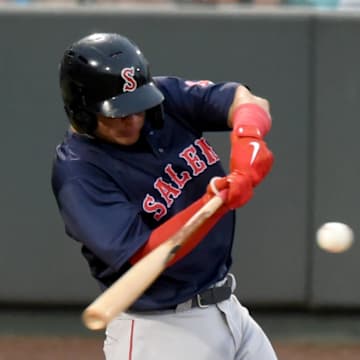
[128,274,234,313]
[178,274,234,310]
[191,282,233,308]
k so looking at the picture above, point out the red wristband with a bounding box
[232,103,271,138]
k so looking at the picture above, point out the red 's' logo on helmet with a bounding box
[121,67,137,92]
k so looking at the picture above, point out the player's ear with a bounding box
[65,105,97,134]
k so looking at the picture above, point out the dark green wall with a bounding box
[0,8,358,308]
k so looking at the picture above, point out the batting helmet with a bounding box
[59,33,164,134]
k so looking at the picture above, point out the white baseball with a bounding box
[316,222,354,253]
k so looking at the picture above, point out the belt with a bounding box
[127,274,236,314]
[175,273,236,311]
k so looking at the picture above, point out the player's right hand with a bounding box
[206,172,253,210]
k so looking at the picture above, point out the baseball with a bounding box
[316,222,354,253]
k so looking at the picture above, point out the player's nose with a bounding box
[121,112,144,120]
[120,112,143,122]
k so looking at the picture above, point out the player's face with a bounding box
[95,112,145,146]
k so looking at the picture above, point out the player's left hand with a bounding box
[206,172,253,210]
[230,131,274,187]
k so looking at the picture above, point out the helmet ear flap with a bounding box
[65,105,97,134]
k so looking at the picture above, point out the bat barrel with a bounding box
[82,309,108,330]
[81,193,225,331]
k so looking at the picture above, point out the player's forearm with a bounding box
[227,85,272,137]
[228,85,274,187]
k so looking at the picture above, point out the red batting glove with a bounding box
[206,172,253,210]
[230,104,274,187]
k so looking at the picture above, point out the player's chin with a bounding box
[114,133,140,146]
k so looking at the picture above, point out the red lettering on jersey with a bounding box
[154,178,181,208]
[195,138,219,165]
[164,164,191,189]
[121,67,137,92]
[143,194,167,221]
[179,145,207,176]
[142,139,219,220]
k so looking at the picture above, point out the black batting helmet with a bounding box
[59,33,164,134]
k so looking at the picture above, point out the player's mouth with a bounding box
[96,112,145,146]
[117,126,140,137]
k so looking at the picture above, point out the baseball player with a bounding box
[52,33,277,359]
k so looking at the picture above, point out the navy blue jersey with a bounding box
[52,76,239,311]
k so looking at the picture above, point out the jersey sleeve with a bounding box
[154,76,240,133]
[57,176,150,271]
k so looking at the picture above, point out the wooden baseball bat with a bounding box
[82,194,225,330]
